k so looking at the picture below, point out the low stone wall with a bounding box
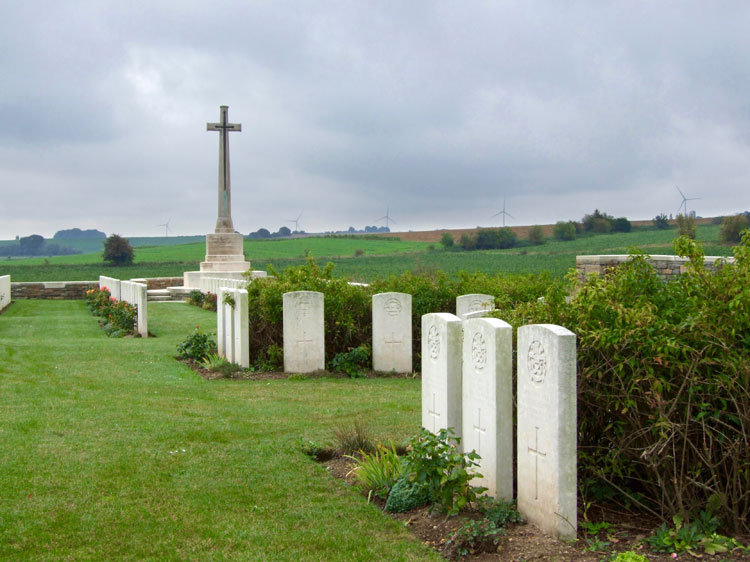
[11,281,98,300]
[130,276,183,290]
[576,254,735,281]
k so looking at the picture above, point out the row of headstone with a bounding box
[0,275,10,311]
[99,276,148,338]
[421,312,577,539]
[217,288,249,368]
[200,276,246,295]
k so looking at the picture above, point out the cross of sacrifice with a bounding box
[206,105,242,233]
[528,426,547,500]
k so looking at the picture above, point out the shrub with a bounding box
[439,232,455,248]
[676,213,696,238]
[329,345,371,378]
[84,287,137,337]
[458,233,476,251]
[719,213,750,243]
[612,217,632,233]
[201,292,217,312]
[582,209,614,233]
[653,213,670,229]
[553,221,577,241]
[102,234,134,266]
[527,225,545,245]
[187,290,205,307]
[403,428,485,515]
[176,327,216,361]
[507,235,750,532]
[332,419,376,456]
[445,518,504,559]
[348,442,404,500]
[385,475,429,513]
[475,227,516,250]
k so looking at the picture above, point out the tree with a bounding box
[719,213,750,243]
[675,214,696,239]
[553,221,576,241]
[527,225,546,245]
[582,209,614,233]
[276,226,291,237]
[439,232,455,249]
[611,217,632,233]
[653,213,670,229]
[103,234,134,266]
[249,228,271,239]
[19,234,45,255]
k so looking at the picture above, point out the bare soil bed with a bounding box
[323,456,750,561]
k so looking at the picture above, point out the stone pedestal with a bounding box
[200,232,250,272]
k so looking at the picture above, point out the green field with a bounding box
[0,225,734,282]
[0,300,437,561]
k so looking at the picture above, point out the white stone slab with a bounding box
[99,276,121,300]
[283,291,324,373]
[217,288,227,357]
[0,275,10,311]
[372,292,412,373]
[233,289,249,368]
[120,281,148,337]
[517,324,577,539]
[456,294,495,320]
[462,317,513,500]
[421,313,463,438]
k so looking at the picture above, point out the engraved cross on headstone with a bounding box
[473,407,487,455]
[207,105,242,234]
[428,392,441,432]
[528,426,547,500]
[298,331,313,349]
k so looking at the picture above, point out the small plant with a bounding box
[222,292,236,308]
[612,552,648,562]
[645,513,745,556]
[384,475,429,513]
[476,496,524,528]
[200,353,240,377]
[176,327,216,361]
[201,292,217,311]
[445,518,504,559]
[332,419,376,456]
[347,442,404,501]
[354,248,364,257]
[187,290,205,307]
[403,428,485,516]
[297,438,337,462]
[328,345,371,378]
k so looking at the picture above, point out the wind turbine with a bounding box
[157,217,172,237]
[376,206,397,229]
[676,186,700,216]
[491,198,514,227]
[287,211,303,232]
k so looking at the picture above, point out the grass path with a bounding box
[0,301,436,561]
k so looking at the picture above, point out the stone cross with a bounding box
[207,105,242,234]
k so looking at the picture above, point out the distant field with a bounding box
[1,225,735,282]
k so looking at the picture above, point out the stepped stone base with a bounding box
[200,232,250,273]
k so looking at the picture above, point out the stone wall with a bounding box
[129,276,183,290]
[576,254,735,281]
[11,281,98,300]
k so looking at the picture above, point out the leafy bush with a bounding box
[403,428,485,516]
[676,213,696,238]
[440,232,455,248]
[176,327,216,361]
[719,213,750,243]
[553,221,577,241]
[612,217,632,233]
[102,234,134,266]
[328,345,371,378]
[84,287,137,337]
[508,235,750,532]
[348,442,404,500]
[200,353,240,377]
[445,518,504,559]
[645,513,746,556]
[582,209,614,233]
[476,497,524,528]
[187,290,205,307]
[527,225,545,245]
[612,552,648,562]
[475,228,516,250]
[458,233,476,251]
[384,475,429,512]
[201,292,217,312]
[653,213,670,229]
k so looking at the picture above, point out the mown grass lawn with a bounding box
[0,301,437,561]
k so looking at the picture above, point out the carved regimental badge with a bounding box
[428,325,440,359]
[471,331,487,370]
[384,298,402,316]
[527,340,547,384]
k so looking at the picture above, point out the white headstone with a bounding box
[421,313,463,437]
[0,275,10,311]
[133,282,148,338]
[456,294,495,320]
[462,317,513,500]
[372,292,412,373]
[217,288,232,358]
[283,291,324,373]
[99,276,121,301]
[517,324,577,539]
[232,289,249,368]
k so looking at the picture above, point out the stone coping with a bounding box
[576,254,734,265]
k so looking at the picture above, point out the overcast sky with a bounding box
[2,1,749,239]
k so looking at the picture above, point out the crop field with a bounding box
[0,225,734,282]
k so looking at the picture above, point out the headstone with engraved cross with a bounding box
[517,323,577,539]
[421,313,463,438]
[462,317,513,500]
[283,291,324,373]
[372,292,412,373]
